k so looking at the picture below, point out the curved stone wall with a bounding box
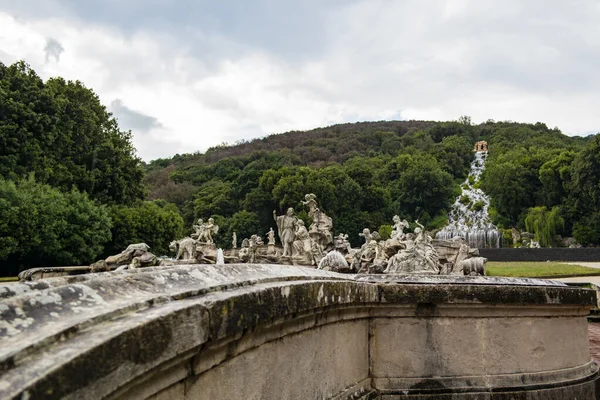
[0,265,598,399]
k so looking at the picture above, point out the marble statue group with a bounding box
[90,192,486,276]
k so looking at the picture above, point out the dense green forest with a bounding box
[1,60,600,276]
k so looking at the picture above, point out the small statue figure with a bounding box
[273,208,297,257]
[191,218,204,240]
[301,193,319,217]
[232,232,237,249]
[391,215,409,240]
[241,238,250,248]
[267,228,276,245]
[292,219,312,257]
[248,235,259,263]
[359,228,380,248]
[333,233,352,254]
[414,220,433,244]
[359,228,373,247]
[255,234,264,246]
[198,217,219,244]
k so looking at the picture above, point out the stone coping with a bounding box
[0,264,597,399]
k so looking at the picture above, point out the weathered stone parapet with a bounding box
[0,265,597,399]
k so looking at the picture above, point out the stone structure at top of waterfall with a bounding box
[473,140,488,152]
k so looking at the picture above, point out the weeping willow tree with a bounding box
[524,206,564,247]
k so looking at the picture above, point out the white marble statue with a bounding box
[191,218,204,240]
[273,208,297,257]
[292,220,311,258]
[333,233,352,254]
[391,215,409,240]
[267,228,276,245]
[232,232,237,249]
[301,193,318,217]
[384,221,439,274]
[170,237,196,260]
[309,207,333,250]
[359,228,380,248]
[198,217,219,244]
[255,234,264,246]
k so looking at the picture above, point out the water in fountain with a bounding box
[216,248,225,265]
[436,151,501,248]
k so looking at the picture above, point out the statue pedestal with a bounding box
[267,244,276,255]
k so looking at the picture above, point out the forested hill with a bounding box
[147,120,438,170]
[144,118,598,249]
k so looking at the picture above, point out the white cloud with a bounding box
[1,1,600,160]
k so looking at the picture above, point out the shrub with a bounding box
[106,200,184,256]
[471,201,485,212]
[0,176,111,276]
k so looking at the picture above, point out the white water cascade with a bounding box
[436,151,501,248]
[216,248,225,265]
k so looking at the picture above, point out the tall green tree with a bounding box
[524,206,564,247]
[0,61,145,204]
[569,136,600,217]
[392,153,456,222]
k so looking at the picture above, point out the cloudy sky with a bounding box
[1,1,599,160]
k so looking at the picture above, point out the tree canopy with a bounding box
[0,61,145,205]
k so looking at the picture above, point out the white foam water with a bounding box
[216,248,225,265]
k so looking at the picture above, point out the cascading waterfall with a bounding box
[436,151,501,248]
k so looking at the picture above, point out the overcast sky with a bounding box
[1,1,600,160]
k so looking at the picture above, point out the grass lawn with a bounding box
[486,262,600,278]
[0,276,18,282]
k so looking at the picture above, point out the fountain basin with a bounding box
[0,265,597,399]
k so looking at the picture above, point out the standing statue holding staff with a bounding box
[273,208,297,257]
